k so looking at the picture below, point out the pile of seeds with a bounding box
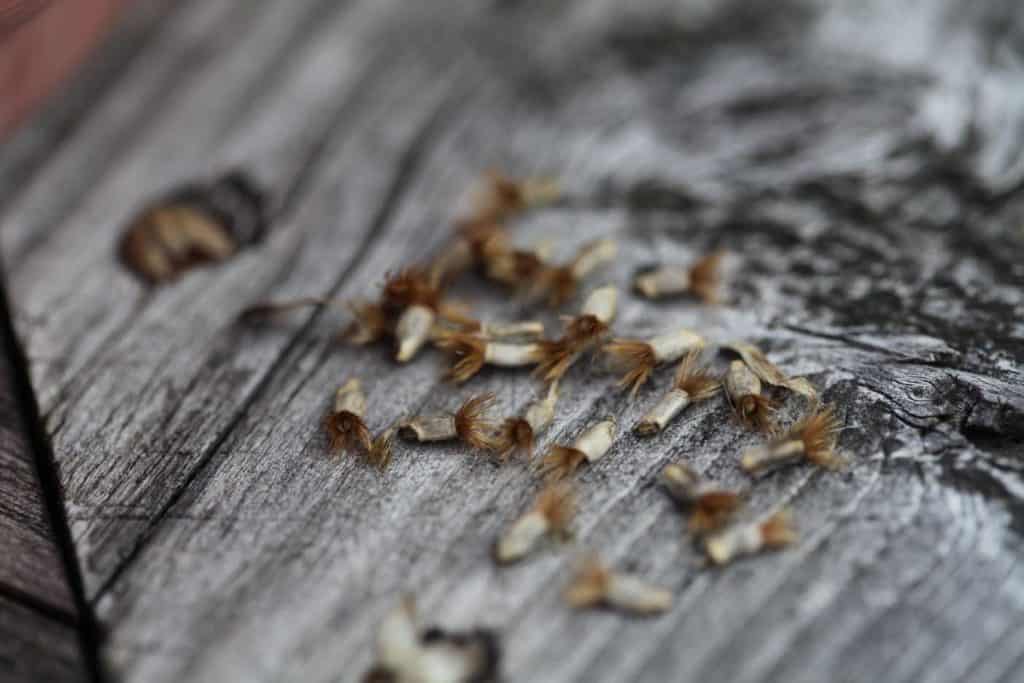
[244,171,845,683]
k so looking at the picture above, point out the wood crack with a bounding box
[89,86,458,606]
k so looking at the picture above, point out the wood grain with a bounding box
[0,594,86,683]
[2,0,1024,681]
[0,271,90,678]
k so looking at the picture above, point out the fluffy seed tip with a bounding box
[499,417,534,461]
[535,483,576,532]
[367,428,395,469]
[343,301,391,345]
[323,411,372,454]
[603,340,657,397]
[537,446,587,481]
[689,492,742,533]
[455,394,503,451]
[536,266,577,307]
[795,405,844,469]
[436,333,487,383]
[674,351,720,399]
[534,339,577,382]
[382,268,439,310]
[486,248,547,286]
[689,250,724,303]
[737,394,776,433]
[564,557,610,608]
[760,511,797,548]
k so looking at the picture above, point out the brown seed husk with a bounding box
[688,491,742,533]
[436,333,487,383]
[367,428,396,470]
[536,446,587,481]
[564,556,611,608]
[760,510,798,548]
[688,250,724,303]
[793,405,844,469]
[673,351,720,399]
[498,417,535,462]
[324,411,372,454]
[736,393,776,433]
[343,300,393,345]
[723,341,818,400]
[603,340,657,397]
[535,482,576,533]
[454,394,503,451]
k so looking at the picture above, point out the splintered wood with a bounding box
[239,169,848,682]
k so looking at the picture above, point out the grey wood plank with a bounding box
[4,0,476,600]
[0,352,74,616]
[0,0,182,209]
[3,0,1024,682]
[0,284,91,679]
[0,594,87,683]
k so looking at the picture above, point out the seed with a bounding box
[634,351,719,436]
[564,555,671,615]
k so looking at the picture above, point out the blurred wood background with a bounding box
[2,0,1024,681]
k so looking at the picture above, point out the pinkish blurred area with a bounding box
[1,0,131,139]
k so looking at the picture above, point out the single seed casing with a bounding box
[574,418,616,462]
[523,381,559,434]
[495,482,574,563]
[633,251,723,302]
[324,378,372,454]
[499,381,559,460]
[603,327,705,396]
[634,265,690,299]
[119,171,267,283]
[581,285,617,324]
[723,341,817,400]
[705,521,763,565]
[661,463,701,501]
[401,395,502,451]
[740,405,843,476]
[634,351,719,436]
[724,359,761,398]
[724,359,775,432]
[471,171,559,222]
[564,556,671,615]
[636,389,691,435]
[538,418,616,480]
[535,286,618,382]
[570,239,618,279]
[395,304,436,362]
[533,244,617,306]
[660,463,742,532]
[740,439,806,475]
[484,341,543,366]
[366,597,501,683]
[479,320,544,339]
[603,573,673,614]
[334,378,367,417]
[704,511,796,565]
[437,333,543,383]
[400,414,458,442]
[649,328,704,361]
[496,512,549,564]
[376,598,420,673]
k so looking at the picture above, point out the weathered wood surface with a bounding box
[2,0,1024,681]
[0,277,89,678]
[0,594,86,683]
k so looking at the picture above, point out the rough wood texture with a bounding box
[0,267,90,678]
[0,594,86,683]
[2,0,1024,681]
[0,306,90,682]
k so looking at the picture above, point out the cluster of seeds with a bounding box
[242,171,845,683]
